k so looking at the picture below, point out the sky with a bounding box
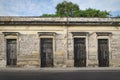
[0,0,120,17]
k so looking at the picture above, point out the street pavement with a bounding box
[0,68,120,80]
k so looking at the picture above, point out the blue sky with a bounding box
[0,0,120,17]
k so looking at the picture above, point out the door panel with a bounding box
[40,38,53,67]
[7,39,17,66]
[98,39,109,67]
[74,38,86,67]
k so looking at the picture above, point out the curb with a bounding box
[1,67,120,72]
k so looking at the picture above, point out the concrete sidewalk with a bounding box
[1,67,120,72]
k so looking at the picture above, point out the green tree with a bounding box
[56,1,79,17]
[42,14,57,17]
[41,1,110,17]
[84,8,110,17]
[73,8,110,17]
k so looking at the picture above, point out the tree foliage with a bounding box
[56,1,79,17]
[41,1,110,17]
[74,8,110,17]
[42,14,57,17]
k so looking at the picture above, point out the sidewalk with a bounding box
[1,67,120,72]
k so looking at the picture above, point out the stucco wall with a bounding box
[0,25,120,67]
[111,32,120,67]
[54,32,67,67]
[0,34,6,67]
[17,34,39,67]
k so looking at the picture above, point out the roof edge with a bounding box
[0,17,120,26]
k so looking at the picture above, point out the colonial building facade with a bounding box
[0,17,120,68]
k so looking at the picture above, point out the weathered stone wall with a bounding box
[15,31,120,67]
[1,25,120,68]
[66,32,74,67]
[0,34,6,67]
[66,32,98,67]
[54,32,67,67]
[111,32,120,67]
[88,32,98,67]
[17,34,39,67]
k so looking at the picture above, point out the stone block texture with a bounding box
[111,33,120,67]
[1,28,120,68]
[17,34,39,67]
[0,34,6,67]
[54,33,67,67]
[88,33,98,67]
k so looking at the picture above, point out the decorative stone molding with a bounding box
[38,32,56,36]
[0,17,120,26]
[71,32,89,36]
[2,32,19,36]
[96,32,112,36]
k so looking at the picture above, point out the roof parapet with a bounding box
[0,17,120,26]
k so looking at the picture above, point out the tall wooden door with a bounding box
[74,38,86,67]
[40,38,53,67]
[6,39,17,66]
[98,39,109,67]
